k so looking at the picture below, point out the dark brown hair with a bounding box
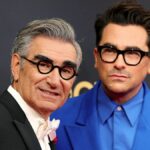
[95,0,150,49]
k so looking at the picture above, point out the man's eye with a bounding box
[39,61,51,68]
[62,66,74,74]
[126,50,141,56]
[103,48,116,53]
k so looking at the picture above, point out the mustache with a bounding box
[108,69,131,78]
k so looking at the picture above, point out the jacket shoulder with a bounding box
[51,81,101,123]
[51,93,86,121]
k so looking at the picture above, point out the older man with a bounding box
[0,18,82,150]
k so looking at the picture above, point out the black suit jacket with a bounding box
[0,90,55,150]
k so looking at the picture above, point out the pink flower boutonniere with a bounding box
[48,118,60,144]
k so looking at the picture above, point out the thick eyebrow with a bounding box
[63,61,77,69]
[124,46,142,51]
[33,55,53,63]
[101,42,143,51]
[33,54,77,68]
[101,43,116,48]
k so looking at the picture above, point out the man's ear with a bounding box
[147,67,150,75]
[147,57,150,75]
[11,53,21,81]
[93,47,99,69]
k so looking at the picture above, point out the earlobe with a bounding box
[11,53,20,81]
[147,67,150,75]
[147,60,150,74]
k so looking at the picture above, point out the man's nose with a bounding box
[114,54,126,69]
[46,68,61,86]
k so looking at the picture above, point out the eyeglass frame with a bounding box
[20,56,78,80]
[97,45,150,66]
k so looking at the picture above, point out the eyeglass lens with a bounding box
[21,56,77,80]
[98,45,149,66]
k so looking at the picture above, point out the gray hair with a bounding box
[12,18,82,69]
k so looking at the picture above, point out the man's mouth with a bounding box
[109,73,128,80]
[39,88,60,98]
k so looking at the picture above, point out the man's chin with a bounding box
[105,83,128,93]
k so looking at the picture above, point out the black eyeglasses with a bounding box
[97,45,150,66]
[21,56,78,80]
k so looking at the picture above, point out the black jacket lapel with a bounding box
[49,141,56,150]
[14,120,41,150]
[0,91,41,150]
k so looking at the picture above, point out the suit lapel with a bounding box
[65,82,101,150]
[0,91,41,150]
[65,125,99,150]
[49,141,56,150]
[132,83,150,150]
[14,119,56,150]
[132,117,150,150]
[13,120,41,150]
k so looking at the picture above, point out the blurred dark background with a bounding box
[0,0,149,96]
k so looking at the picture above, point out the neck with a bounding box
[103,84,142,104]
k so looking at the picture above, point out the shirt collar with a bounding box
[7,85,49,135]
[98,85,144,126]
[122,87,144,126]
[97,85,116,124]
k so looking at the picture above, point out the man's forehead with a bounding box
[100,24,148,51]
[29,40,77,57]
